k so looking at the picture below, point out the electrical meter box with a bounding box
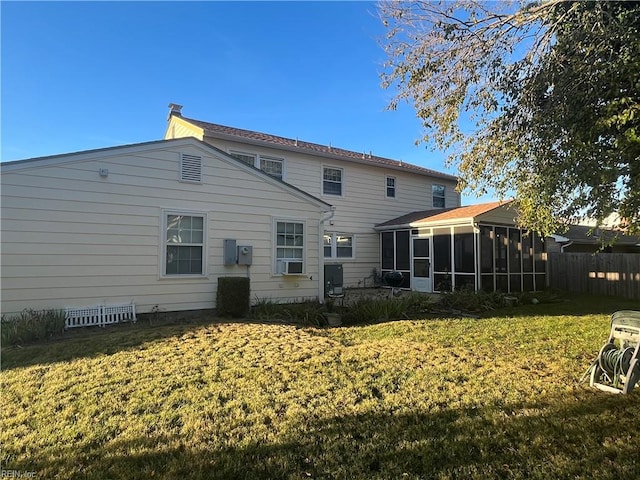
[237,245,253,265]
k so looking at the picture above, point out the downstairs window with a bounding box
[163,211,206,276]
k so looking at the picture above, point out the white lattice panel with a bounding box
[65,303,136,329]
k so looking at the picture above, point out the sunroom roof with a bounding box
[375,201,511,229]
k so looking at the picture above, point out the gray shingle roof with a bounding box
[562,224,640,246]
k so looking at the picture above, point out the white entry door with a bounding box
[411,237,431,292]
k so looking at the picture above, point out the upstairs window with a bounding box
[386,176,396,198]
[229,151,256,166]
[230,150,284,180]
[260,156,283,180]
[163,211,206,276]
[432,184,446,208]
[323,167,343,196]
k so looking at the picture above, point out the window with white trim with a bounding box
[260,156,283,180]
[230,150,284,180]
[163,211,206,276]
[386,176,396,198]
[432,184,446,208]
[324,233,355,259]
[229,151,256,166]
[275,220,305,271]
[323,167,343,195]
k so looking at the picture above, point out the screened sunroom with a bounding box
[374,202,546,293]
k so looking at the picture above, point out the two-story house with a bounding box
[3,105,539,318]
[164,104,460,293]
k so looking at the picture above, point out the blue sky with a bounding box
[2,1,494,204]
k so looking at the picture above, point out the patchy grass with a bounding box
[1,295,639,479]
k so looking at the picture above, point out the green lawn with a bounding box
[1,295,639,479]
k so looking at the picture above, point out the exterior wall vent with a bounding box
[180,154,202,183]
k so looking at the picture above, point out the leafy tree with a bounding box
[379,0,640,235]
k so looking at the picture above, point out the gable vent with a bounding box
[180,154,202,183]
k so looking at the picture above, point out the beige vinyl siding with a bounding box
[1,141,325,315]
[476,205,519,225]
[204,135,459,287]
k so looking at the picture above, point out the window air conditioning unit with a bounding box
[278,260,304,275]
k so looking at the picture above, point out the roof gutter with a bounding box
[374,224,412,232]
[375,218,476,231]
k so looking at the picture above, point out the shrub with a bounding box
[437,289,505,313]
[251,298,325,326]
[401,292,439,315]
[346,299,374,324]
[344,298,403,324]
[250,297,283,320]
[1,309,66,346]
[216,277,251,318]
[343,293,435,324]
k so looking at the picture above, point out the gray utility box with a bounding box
[223,239,237,266]
[237,245,253,266]
[324,264,343,296]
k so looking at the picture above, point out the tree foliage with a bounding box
[379,0,640,235]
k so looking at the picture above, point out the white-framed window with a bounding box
[229,151,256,166]
[433,184,446,208]
[323,166,343,196]
[324,233,355,259]
[260,156,284,180]
[386,176,396,198]
[275,219,305,273]
[229,150,284,180]
[162,210,207,276]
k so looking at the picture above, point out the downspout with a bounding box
[473,222,480,292]
[550,234,572,253]
[318,206,336,304]
[560,241,573,252]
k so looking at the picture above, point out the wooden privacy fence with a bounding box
[548,253,640,300]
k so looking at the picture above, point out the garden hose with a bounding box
[598,343,634,379]
[579,344,634,385]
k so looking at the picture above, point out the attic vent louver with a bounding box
[180,154,202,183]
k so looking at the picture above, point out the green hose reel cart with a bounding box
[584,310,640,394]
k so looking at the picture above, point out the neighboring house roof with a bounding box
[375,200,510,229]
[171,111,458,182]
[556,224,640,246]
[0,137,333,211]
